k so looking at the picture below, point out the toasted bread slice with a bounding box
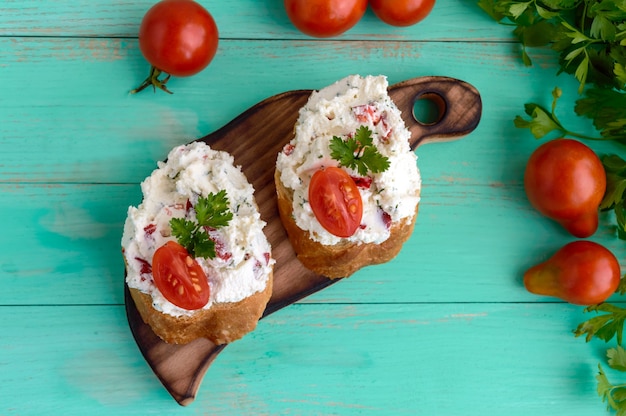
[128,272,272,345]
[275,169,418,278]
[274,75,421,278]
[123,142,274,345]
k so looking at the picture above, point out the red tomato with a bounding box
[524,138,606,238]
[133,0,219,93]
[284,0,367,38]
[369,0,436,27]
[524,241,621,306]
[309,167,363,237]
[152,241,210,310]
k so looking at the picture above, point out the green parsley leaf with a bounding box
[189,229,215,259]
[597,363,626,415]
[600,154,626,211]
[169,218,197,249]
[514,103,563,138]
[599,154,626,240]
[616,63,626,86]
[618,278,626,296]
[574,303,626,345]
[195,189,233,228]
[169,191,232,259]
[509,1,531,19]
[574,88,626,143]
[608,346,626,372]
[330,126,390,176]
[477,0,507,21]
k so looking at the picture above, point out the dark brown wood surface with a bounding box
[125,76,482,405]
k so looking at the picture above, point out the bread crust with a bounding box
[275,169,418,279]
[128,271,273,345]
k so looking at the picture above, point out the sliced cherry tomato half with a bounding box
[309,166,363,237]
[152,241,210,310]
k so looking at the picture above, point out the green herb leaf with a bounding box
[509,1,531,19]
[616,63,626,86]
[169,191,232,259]
[477,0,507,21]
[597,363,626,414]
[514,103,564,138]
[169,218,197,249]
[608,346,626,372]
[330,126,390,176]
[189,230,215,259]
[574,88,626,143]
[600,154,626,212]
[195,189,233,228]
[617,277,626,296]
[574,303,626,345]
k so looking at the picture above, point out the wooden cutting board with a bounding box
[125,76,482,405]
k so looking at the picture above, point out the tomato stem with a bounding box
[130,66,173,94]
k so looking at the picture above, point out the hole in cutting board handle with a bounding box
[412,92,446,126]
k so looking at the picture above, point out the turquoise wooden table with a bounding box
[2,1,625,415]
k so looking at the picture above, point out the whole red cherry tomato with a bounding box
[309,166,363,237]
[524,138,606,238]
[524,240,621,306]
[284,0,367,38]
[152,241,210,310]
[132,0,219,94]
[370,0,436,27]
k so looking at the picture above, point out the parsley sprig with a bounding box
[574,303,626,344]
[514,86,626,144]
[169,190,233,259]
[330,126,390,176]
[598,347,626,415]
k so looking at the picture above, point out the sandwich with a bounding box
[275,74,421,278]
[122,142,274,344]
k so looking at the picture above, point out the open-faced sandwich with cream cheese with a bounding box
[275,74,421,279]
[122,141,274,345]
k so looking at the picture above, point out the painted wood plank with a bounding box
[0,38,604,185]
[0,303,616,415]
[2,183,623,306]
[0,0,513,41]
[0,184,137,306]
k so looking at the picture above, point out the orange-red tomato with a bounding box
[152,241,210,310]
[524,241,621,306]
[369,0,436,27]
[524,138,606,238]
[309,167,363,237]
[284,0,367,38]
[139,0,218,77]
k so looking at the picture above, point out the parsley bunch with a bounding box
[478,0,626,93]
[169,190,233,259]
[330,126,390,176]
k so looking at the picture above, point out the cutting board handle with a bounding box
[388,76,482,150]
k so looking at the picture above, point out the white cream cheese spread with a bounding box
[276,74,421,246]
[122,142,274,317]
